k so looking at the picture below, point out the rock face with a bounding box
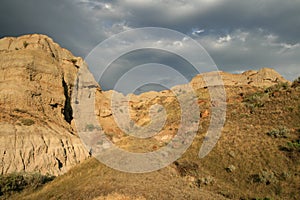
[94,68,290,153]
[191,68,289,88]
[0,34,89,175]
[0,34,290,176]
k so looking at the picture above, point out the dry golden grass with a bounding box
[7,83,300,200]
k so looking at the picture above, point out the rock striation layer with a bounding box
[0,34,90,175]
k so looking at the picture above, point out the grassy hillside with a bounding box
[5,80,300,200]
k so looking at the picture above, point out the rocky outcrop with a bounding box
[0,34,290,176]
[0,34,89,175]
[191,68,290,88]
[94,69,290,151]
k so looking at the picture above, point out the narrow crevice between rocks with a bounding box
[55,158,63,170]
[1,151,6,174]
[60,139,68,166]
[41,135,48,154]
[19,150,25,171]
[62,78,73,124]
[45,38,57,59]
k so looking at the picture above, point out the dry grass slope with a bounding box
[6,81,300,200]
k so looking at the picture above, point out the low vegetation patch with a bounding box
[70,58,77,64]
[174,161,199,177]
[23,41,29,48]
[267,127,289,138]
[243,92,267,112]
[20,118,35,126]
[249,170,277,185]
[13,108,27,114]
[263,82,289,95]
[280,140,300,152]
[0,172,55,197]
[291,76,300,88]
[243,82,290,113]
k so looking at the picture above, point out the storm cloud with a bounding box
[1,0,299,92]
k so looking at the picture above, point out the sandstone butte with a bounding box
[0,34,289,176]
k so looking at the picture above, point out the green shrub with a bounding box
[174,161,199,177]
[279,140,300,152]
[0,173,26,194]
[286,106,294,112]
[0,172,54,196]
[292,77,300,88]
[250,170,276,185]
[23,41,29,48]
[13,108,27,113]
[287,140,300,149]
[243,92,267,112]
[70,58,77,64]
[280,82,289,90]
[265,82,289,93]
[20,118,35,126]
[267,127,289,138]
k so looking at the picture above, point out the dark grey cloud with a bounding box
[80,0,300,43]
[77,0,300,81]
[198,29,300,80]
[0,0,104,56]
[98,49,198,92]
[1,0,299,92]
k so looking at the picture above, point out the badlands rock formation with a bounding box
[190,68,288,88]
[0,34,290,175]
[94,69,289,153]
[0,34,90,175]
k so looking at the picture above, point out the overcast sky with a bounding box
[1,0,300,93]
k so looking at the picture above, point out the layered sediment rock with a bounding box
[0,34,90,175]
